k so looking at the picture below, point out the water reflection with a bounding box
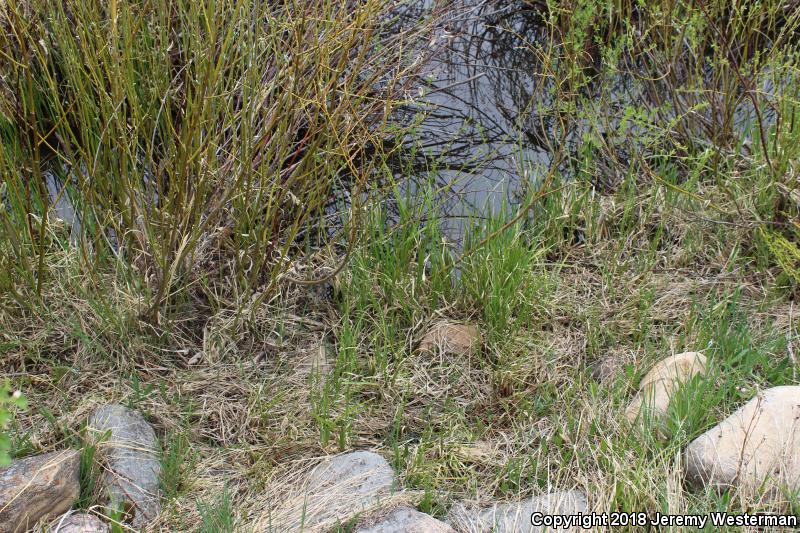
[39,0,783,250]
[391,0,553,238]
[387,0,780,244]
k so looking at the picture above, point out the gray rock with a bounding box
[355,506,455,533]
[49,512,109,533]
[685,385,800,501]
[0,449,80,533]
[88,405,161,529]
[264,451,398,531]
[449,490,588,533]
[303,451,396,521]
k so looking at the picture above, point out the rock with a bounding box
[418,321,480,356]
[48,513,109,532]
[0,449,80,533]
[303,451,397,522]
[625,351,707,421]
[355,506,456,533]
[266,451,399,531]
[87,405,161,529]
[685,386,800,500]
[449,490,588,533]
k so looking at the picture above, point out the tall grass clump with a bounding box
[0,0,433,325]
[0,380,26,465]
[526,0,800,288]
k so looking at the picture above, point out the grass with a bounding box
[3,168,799,531]
[2,0,800,531]
[0,379,26,465]
[196,488,235,533]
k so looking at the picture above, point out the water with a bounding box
[386,0,781,244]
[391,0,553,239]
[43,0,782,247]
[44,170,81,243]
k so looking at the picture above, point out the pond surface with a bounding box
[393,0,552,239]
[42,0,780,248]
[388,0,778,243]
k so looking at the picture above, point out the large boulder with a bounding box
[355,506,455,533]
[87,405,161,529]
[449,489,588,532]
[685,386,800,501]
[625,351,707,421]
[0,449,80,533]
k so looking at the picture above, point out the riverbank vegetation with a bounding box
[2,0,800,530]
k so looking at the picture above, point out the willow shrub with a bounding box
[0,0,432,323]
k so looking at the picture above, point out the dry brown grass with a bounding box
[2,172,799,533]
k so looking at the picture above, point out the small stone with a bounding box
[449,490,588,532]
[264,451,398,531]
[625,351,707,421]
[303,451,397,522]
[685,385,800,501]
[0,449,80,533]
[355,506,456,533]
[418,321,481,356]
[48,512,109,532]
[88,405,161,529]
